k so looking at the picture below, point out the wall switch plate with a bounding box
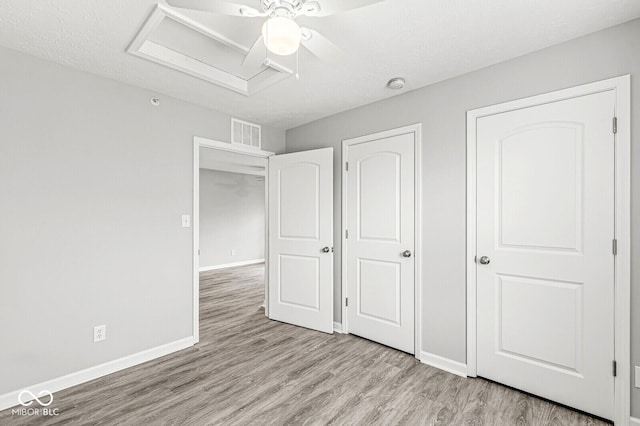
[635,366,640,388]
[181,214,191,228]
[93,325,106,342]
[231,249,236,256]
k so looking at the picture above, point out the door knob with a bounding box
[402,250,412,258]
[478,256,490,265]
[322,247,331,253]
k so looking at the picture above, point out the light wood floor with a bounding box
[0,264,609,425]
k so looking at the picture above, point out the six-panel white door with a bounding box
[475,91,615,419]
[268,148,334,333]
[345,132,415,354]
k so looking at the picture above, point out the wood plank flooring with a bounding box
[0,264,609,425]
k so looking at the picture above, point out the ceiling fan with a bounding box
[165,0,384,70]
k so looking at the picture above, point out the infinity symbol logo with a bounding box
[18,390,54,407]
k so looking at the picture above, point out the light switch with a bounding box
[181,214,191,228]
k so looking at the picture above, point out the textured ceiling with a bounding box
[1,0,639,129]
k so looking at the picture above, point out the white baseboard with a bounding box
[0,336,195,411]
[420,351,467,378]
[333,322,343,334]
[199,259,265,271]
[630,417,640,425]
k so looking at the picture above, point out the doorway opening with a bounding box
[193,137,274,342]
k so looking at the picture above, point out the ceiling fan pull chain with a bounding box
[265,19,270,63]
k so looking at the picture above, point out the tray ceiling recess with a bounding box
[127,4,293,96]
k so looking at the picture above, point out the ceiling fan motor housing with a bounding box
[261,0,321,17]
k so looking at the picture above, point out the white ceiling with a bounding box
[1,0,639,129]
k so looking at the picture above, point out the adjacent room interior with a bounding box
[198,146,266,272]
[197,142,268,340]
[0,1,639,425]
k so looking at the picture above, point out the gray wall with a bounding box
[0,45,284,395]
[286,18,640,415]
[199,169,265,268]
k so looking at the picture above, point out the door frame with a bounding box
[192,136,274,343]
[341,123,423,357]
[466,75,630,425]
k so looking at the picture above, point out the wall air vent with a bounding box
[232,118,262,149]
[127,4,293,96]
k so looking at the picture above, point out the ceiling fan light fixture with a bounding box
[262,17,302,56]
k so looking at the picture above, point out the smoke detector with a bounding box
[387,77,406,90]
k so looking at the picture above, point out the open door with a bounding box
[268,148,333,333]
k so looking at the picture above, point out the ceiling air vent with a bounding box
[232,118,261,149]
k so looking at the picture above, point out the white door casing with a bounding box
[474,90,616,419]
[344,129,417,354]
[268,148,334,333]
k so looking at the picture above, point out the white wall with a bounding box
[286,18,640,416]
[199,169,265,268]
[0,45,284,397]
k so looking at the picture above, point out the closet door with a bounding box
[475,91,615,419]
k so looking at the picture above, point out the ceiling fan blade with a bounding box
[242,35,267,69]
[165,0,263,17]
[300,28,344,63]
[306,0,384,17]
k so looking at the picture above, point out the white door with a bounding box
[345,132,415,353]
[475,91,615,419]
[268,148,333,333]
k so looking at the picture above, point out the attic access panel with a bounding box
[127,4,293,96]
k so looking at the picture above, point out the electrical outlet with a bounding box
[93,325,106,343]
[231,249,236,256]
[635,366,640,388]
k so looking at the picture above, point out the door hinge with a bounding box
[345,230,349,239]
[345,297,349,307]
[613,360,617,377]
[613,117,617,134]
[612,239,618,256]
[345,162,349,171]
